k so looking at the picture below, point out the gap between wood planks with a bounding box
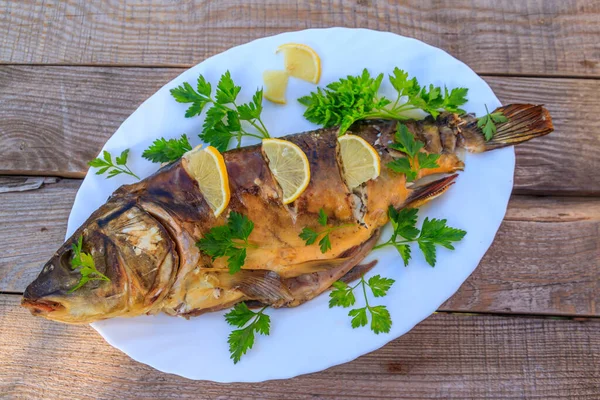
[1,63,600,81]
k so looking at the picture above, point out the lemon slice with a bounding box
[263,70,289,104]
[338,134,381,189]
[183,145,230,217]
[276,43,321,84]
[262,138,311,204]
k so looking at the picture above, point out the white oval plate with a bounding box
[66,28,511,382]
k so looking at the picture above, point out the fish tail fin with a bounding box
[404,174,458,208]
[483,104,554,151]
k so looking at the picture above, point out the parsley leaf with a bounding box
[386,124,439,182]
[329,281,356,308]
[368,275,395,297]
[225,303,270,364]
[318,208,328,226]
[171,71,271,151]
[196,212,256,274]
[329,274,395,334]
[88,149,140,180]
[298,67,469,135]
[170,76,212,118]
[477,105,508,141]
[299,228,320,245]
[68,235,110,293]
[142,134,193,163]
[373,207,467,267]
[299,208,354,254]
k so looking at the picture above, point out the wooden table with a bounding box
[1,1,599,398]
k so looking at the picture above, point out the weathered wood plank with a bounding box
[1,65,598,194]
[1,178,599,316]
[1,295,599,399]
[1,0,599,77]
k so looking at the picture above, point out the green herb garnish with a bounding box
[142,134,192,163]
[196,211,256,274]
[386,123,440,182]
[68,235,110,293]
[170,71,270,152]
[374,206,466,267]
[298,67,468,135]
[88,149,140,180]
[329,274,395,334]
[477,105,508,141]
[225,303,270,364]
[299,209,354,253]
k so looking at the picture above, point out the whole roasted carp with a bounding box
[22,104,553,323]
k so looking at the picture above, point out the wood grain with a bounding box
[1,65,599,194]
[2,178,599,316]
[1,294,599,399]
[1,0,599,77]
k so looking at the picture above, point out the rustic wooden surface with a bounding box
[1,0,599,398]
[2,66,599,194]
[1,295,600,400]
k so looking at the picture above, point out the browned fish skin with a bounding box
[22,104,554,324]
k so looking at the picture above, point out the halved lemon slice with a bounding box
[263,70,289,104]
[276,43,321,84]
[262,138,311,204]
[338,134,381,189]
[183,145,230,217]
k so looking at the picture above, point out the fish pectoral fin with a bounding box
[214,270,294,306]
[403,174,458,209]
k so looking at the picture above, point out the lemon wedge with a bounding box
[262,138,311,204]
[183,145,230,217]
[276,43,321,84]
[338,134,381,189]
[263,70,289,104]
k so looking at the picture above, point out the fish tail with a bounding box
[484,104,554,151]
[404,174,458,208]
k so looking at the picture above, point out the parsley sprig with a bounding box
[68,235,110,293]
[298,68,468,135]
[142,134,192,163]
[88,149,140,180]
[299,209,354,253]
[373,206,466,267]
[329,275,395,334]
[386,123,440,182]
[225,303,271,364]
[477,105,508,141]
[196,212,256,274]
[170,71,270,152]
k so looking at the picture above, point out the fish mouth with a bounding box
[21,297,65,315]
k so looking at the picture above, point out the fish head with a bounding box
[22,201,178,324]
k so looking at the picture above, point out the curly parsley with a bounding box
[329,274,395,334]
[88,149,140,180]
[298,67,468,135]
[225,303,271,364]
[374,206,466,267]
[196,212,256,274]
[477,105,508,141]
[170,71,270,152]
[299,209,354,253]
[68,235,110,293]
[142,134,192,163]
[386,123,440,182]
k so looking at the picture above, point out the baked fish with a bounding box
[22,104,553,323]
